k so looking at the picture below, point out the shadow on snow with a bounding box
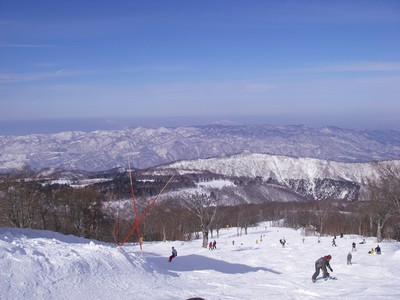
[145,253,281,276]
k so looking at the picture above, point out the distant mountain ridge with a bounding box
[155,152,390,183]
[150,153,399,203]
[1,124,399,172]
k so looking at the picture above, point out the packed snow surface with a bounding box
[1,223,399,300]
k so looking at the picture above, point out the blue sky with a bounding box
[1,0,400,134]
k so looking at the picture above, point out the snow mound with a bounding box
[0,228,166,300]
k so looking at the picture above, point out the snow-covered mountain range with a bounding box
[1,125,399,172]
[150,153,399,203]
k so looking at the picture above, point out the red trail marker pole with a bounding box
[118,173,175,252]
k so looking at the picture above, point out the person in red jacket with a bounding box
[312,255,333,282]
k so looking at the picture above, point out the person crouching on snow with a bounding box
[169,247,177,262]
[312,255,333,282]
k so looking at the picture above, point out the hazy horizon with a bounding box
[1,114,399,136]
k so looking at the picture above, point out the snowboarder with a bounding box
[352,242,357,251]
[347,252,352,265]
[312,255,333,282]
[375,245,381,254]
[168,247,177,262]
[368,248,375,254]
[279,239,286,247]
[360,239,366,244]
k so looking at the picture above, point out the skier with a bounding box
[209,242,212,250]
[312,255,333,282]
[213,240,217,250]
[347,252,352,265]
[375,245,381,254]
[168,247,177,262]
[332,238,337,247]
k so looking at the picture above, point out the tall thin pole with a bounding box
[127,156,142,253]
[118,174,175,252]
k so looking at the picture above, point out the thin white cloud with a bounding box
[32,62,60,68]
[0,69,89,83]
[0,43,61,48]
[127,64,189,73]
[298,62,400,73]
[0,63,190,84]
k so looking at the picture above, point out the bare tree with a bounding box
[236,205,258,235]
[181,192,218,248]
[145,198,177,242]
[314,200,331,235]
[365,163,400,242]
[57,187,104,238]
[3,180,42,228]
[375,164,400,212]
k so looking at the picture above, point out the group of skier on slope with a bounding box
[312,239,383,282]
[167,235,380,283]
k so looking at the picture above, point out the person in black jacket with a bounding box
[312,255,333,282]
[213,240,217,250]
